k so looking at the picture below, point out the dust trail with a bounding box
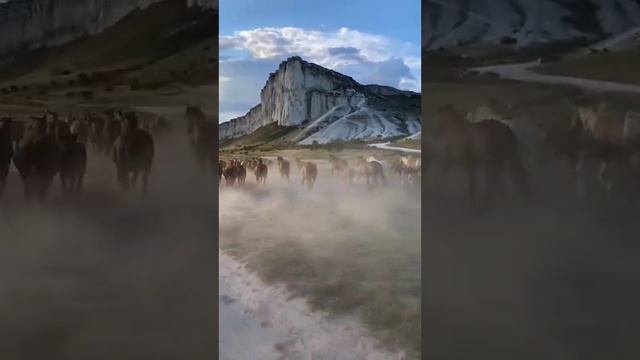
[0,107,216,360]
[219,160,421,359]
[422,153,640,360]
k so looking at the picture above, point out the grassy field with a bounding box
[0,0,217,115]
[219,151,421,358]
[390,138,421,150]
[533,49,640,85]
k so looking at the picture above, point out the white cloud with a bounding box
[220,27,420,90]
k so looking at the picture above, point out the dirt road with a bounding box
[473,61,640,94]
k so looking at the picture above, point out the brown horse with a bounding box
[13,114,61,200]
[355,156,386,189]
[432,104,529,209]
[255,159,268,185]
[54,121,87,196]
[571,101,640,196]
[222,159,246,187]
[295,158,318,189]
[0,117,13,197]
[277,156,290,181]
[218,160,225,185]
[112,113,155,194]
[88,115,105,153]
[185,106,216,174]
[101,111,123,156]
[329,154,354,183]
[328,154,348,176]
[70,118,89,145]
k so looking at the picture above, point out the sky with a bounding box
[219,0,421,123]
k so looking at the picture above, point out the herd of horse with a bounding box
[218,152,421,190]
[428,100,640,209]
[0,109,157,201]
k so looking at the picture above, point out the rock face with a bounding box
[0,0,216,56]
[220,56,421,144]
[426,0,640,50]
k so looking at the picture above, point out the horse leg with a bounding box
[131,170,139,192]
[142,170,150,194]
[508,153,529,204]
[465,161,478,210]
[77,172,85,194]
[60,174,68,196]
[575,152,586,199]
[485,160,504,209]
[0,173,6,198]
[598,159,613,194]
[118,167,129,192]
[24,175,32,200]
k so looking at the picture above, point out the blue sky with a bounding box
[219,0,421,123]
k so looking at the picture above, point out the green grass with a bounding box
[391,138,421,150]
[220,122,298,150]
[0,0,217,93]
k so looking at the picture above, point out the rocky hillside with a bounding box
[219,57,421,145]
[0,0,216,56]
[426,0,640,50]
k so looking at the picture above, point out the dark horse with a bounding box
[277,156,290,181]
[112,113,155,194]
[186,106,216,174]
[0,117,13,197]
[255,159,268,185]
[53,121,87,196]
[13,115,61,200]
[432,105,529,210]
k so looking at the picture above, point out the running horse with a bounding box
[254,159,268,185]
[355,156,386,189]
[112,112,155,194]
[295,158,318,189]
[431,104,529,209]
[277,156,290,181]
[0,117,13,197]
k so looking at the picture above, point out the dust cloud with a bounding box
[219,160,421,358]
[0,107,216,360]
[422,151,640,360]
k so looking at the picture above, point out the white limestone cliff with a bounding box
[0,0,216,55]
[220,56,421,144]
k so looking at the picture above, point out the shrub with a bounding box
[500,36,517,45]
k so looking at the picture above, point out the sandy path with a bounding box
[218,253,405,360]
[369,142,421,153]
[473,61,640,94]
